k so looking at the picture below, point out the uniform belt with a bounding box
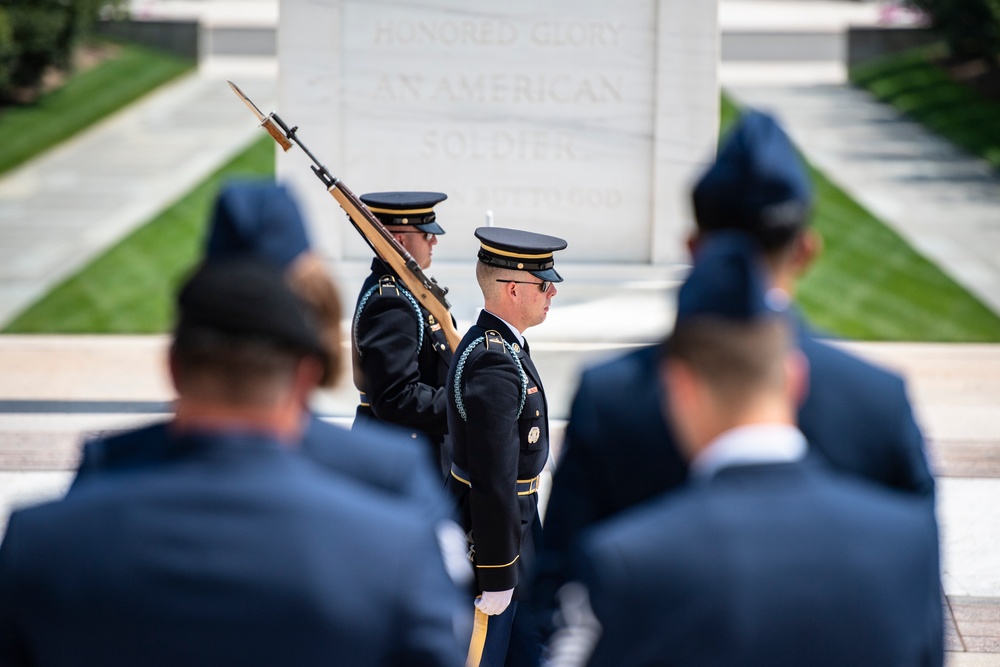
[450,464,540,496]
[359,391,369,407]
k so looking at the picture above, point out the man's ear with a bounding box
[167,350,182,395]
[660,356,705,461]
[686,232,700,258]
[792,229,822,276]
[785,348,810,408]
[293,356,324,403]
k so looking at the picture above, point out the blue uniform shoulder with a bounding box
[800,334,907,398]
[580,344,660,388]
[77,421,172,476]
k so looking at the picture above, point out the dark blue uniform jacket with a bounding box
[544,321,934,558]
[537,321,936,631]
[352,258,453,468]
[575,459,943,667]
[447,311,549,597]
[72,416,450,521]
[0,427,465,667]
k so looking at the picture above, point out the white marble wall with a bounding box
[277,0,718,264]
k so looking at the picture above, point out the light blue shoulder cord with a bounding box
[353,283,425,355]
[453,337,528,421]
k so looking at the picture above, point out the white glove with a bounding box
[475,588,514,616]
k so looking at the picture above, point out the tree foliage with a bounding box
[907,0,1000,64]
[0,0,122,103]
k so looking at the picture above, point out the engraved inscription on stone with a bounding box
[279,0,718,264]
[339,2,656,262]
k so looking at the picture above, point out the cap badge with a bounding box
[528,427,540,444]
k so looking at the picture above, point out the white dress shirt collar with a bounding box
[689,423,807,480]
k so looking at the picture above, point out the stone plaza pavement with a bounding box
[0,336,998,663]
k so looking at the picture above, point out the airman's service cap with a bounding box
[676,231,789,326]
[205,180,310,269]
[692,110,813,250]
[360,191,448,235]
[475,227,568,283]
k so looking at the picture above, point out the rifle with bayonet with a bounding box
[227,80,461,352]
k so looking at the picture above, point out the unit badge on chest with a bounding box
[528,426,541,444]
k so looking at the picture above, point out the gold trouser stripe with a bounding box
[476,555,519,569]
[480,243,553,260]
[466,607,489,667]
[367,205,434,215]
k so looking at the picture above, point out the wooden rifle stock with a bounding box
[227,81,461,352]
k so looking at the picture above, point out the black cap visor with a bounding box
[413,220,446,235]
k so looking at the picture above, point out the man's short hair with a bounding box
[171,328,306,405]
[476,261,511,300]
[665,318,791,408]
[172,258,326,404]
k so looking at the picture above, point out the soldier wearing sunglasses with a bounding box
[446,226,567,667]
[351,191,455,475]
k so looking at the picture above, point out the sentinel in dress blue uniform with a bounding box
[447,226,566,667]
[351,190,454,472]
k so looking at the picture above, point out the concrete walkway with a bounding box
[0,57,276,327]
[721,3,1000,318]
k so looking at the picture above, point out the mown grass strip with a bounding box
[3,136,275,333]
[721,94,1000,341]
[0,39,194,176]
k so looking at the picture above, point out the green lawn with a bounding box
[0,40,193,176]
[850,44,1000,172]
[4,136,275,333]
[720,95,1000,341]
[6,97,1000,340]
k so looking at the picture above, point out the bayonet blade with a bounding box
[228,80,266,122]
[227,80,293,152]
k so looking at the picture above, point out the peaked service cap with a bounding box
[475,226,568,283]
[360,191,448,235]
